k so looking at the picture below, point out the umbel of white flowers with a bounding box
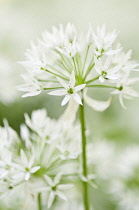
[19,23,139,110]
[0,109,83,208]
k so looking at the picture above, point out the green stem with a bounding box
[87,84,120,89]
[38,193,42,210]
[86,75,99,84]
[41,68,68,81]
[83,46,90,72]
[43,87,63,90]
[37,79,59,83]
[79,92,89,210]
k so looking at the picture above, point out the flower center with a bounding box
[25,167,30,172]
[52,185,57,191]
[45,135,50,140]
[68,88,74,94]
[101,71,107,76]
[119,85,123,91]
[5,164,11,170]
[8,185,13,190]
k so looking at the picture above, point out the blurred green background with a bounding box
[0,1,139,209]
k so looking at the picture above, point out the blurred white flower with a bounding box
[57,123,81,160]
[0,150,17,179]
[87,140,116,180]
[111,77,139,109]
[40,173,73,208]
[13,150,40,181]
[18,74,43,97]
[0,119,18,149]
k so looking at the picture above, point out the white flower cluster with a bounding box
[19,23,139,109]
[0,109,82,209]
[1,113,139,210]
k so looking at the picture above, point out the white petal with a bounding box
[28,155,35,169]
[119,94,127,109]
[12,172,24,179]
[58,184,73,190]
[86,26,93,44]
[74,84,86,92]
[22,91,42,98]
[37,187,50,192]
[44,175,53,186]
[0,170,8,178]
[47,191,55,208]
[126,88,139,97]
[106,74,119,80]
[56,77,68,89]
[99,76,105,83]
[111,89,119,95]
[84,89,113,112]
[48,90,67,96]
[62,98,79,125]
[25,172,30,181]
[56,191,67,201]
[89,181,98,189]
[61,95,71,106]
[30,166,40,173]
[80,175,88,182]
[104,48,122,55]
[20,150,28,165]
[54,173,62,185]
[73,93,82,105]
[69,71,75,88]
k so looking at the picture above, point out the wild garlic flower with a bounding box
[94,56,122,83]
[19,23,139,110]
[18,74,43,98]
[40,173,73,208]
[0,108,83,208]
[0,150,16,179]
[57,122,81,160]
[90,25,121,56]
[13,150,40,181]
[111,77,139,109]
[56,36,80,58]
[48,71,86,106]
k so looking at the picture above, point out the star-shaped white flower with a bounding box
[56,36,80,58]
[111,77,139,109]
[13,150,40,181]
[18,74,43,98]
[48,71,86,106]
[39,173,73,208]
[91,25,121,56]
[95,56,122,83]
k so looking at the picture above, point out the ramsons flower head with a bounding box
[19,23,139,110]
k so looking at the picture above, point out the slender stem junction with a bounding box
[79,91,89,210]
